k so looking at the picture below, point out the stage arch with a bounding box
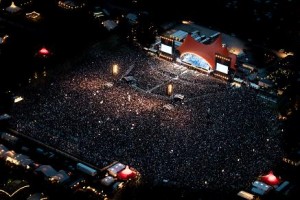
[180,52,212,71]
[177,34,237,71]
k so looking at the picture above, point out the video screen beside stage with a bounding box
[216,63,228,74]
[160,44,173,55]
[160,36,174,55]
[215,54,231,74]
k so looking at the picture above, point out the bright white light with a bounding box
[14,96,23,103]
[160,44,172,55]
[216,63,229,74]
[112,64,119,75]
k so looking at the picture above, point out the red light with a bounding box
[117,166,137,180]
[268,174,277,182]
[261,171,280,185]
[121,166,132,175]
[39,47,49,55]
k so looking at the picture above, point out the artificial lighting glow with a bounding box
[58,1,86,10]
[26,11,41,20]
[14,96,23,103]
[3,35,9,40]
[112,64,119,76]
[6,1,21,13]
[39,47,49,55]
[261,171,280,185]
[182,20,193,24]
[160,43,173,55]
[0,185,30,197]
[275,49,294,59]
[167,83,173,96]
[0,35,9,44]
[120,166,132,175]
[181,52,211,71]
[10,1,17,8]
[6,156,20,165]
[117,165,137,180]
[216,63,229,74]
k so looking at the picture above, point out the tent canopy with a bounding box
[261,171,280,186]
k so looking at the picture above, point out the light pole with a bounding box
[112,64,119,76]
[167,83,173,96]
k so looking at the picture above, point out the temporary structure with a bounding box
[5,2,21,13]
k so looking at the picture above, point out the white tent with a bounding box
[103,20,118,31]
[6,2,21,13]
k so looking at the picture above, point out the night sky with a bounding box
[112,0,299,50]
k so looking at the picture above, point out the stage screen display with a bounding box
[216,62,229,74]
[160,43,173,55]
[215,54,231,74]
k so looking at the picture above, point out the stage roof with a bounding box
[170,30,188,41]
[177,34,237,70]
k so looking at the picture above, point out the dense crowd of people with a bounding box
[10,40,284,192]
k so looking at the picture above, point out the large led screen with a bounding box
[216,62,229,74]
[160,44,173,55]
